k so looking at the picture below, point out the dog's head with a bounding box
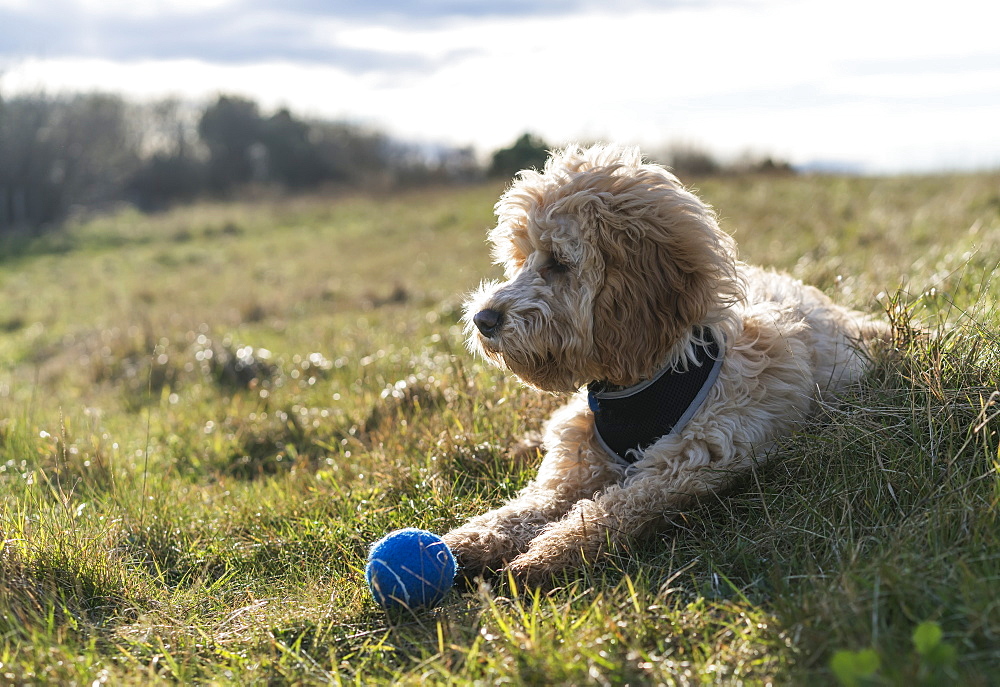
[465,144,742,392]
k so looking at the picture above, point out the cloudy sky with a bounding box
[2,0,999,172]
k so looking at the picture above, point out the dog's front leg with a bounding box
[443,457,621,577]
[502,495,618,584]
[441,484,578,577]
[444,410,620,576]
[507,457,734,584]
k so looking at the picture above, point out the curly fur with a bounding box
[444,144,890,583]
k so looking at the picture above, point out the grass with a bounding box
[1,172,999,684]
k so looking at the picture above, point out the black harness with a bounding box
[587,330,724,463]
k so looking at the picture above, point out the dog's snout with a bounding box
[473,309,504,338]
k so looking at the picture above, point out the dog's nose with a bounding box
[473,309,504,338]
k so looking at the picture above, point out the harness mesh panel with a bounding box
[588,332,720,462]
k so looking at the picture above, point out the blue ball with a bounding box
[365,528,457,611]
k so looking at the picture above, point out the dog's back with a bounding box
[739,264,890,399]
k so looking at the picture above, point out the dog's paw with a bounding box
[441,528,514,578]
[506,513,608,585]
[506,543,588,587]
[506,552,561,587]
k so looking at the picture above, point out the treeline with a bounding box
[0,92,792,235]
[0,92,478,234]
[485,134,793,182]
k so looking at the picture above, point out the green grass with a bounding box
[1,173,999,684]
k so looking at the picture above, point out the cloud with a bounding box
[0,0,674,71]
[241,0,666,23]
[0,6,440,73]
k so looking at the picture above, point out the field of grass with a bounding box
[1,172,999,684]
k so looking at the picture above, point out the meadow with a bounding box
[1,171,998,684]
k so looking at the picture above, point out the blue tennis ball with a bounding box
[365,528,457,611]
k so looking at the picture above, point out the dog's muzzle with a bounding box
[473,308,504,338]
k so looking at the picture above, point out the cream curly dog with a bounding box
[442,144,889,584]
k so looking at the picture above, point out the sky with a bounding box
[1,0,999,173]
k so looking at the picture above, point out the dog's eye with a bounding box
[538,256,569,282]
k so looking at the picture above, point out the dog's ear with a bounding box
[488,221,529,277]
[490,171,547,278]
[589,186,738,385]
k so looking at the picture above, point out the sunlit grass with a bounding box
[1,173,998,684]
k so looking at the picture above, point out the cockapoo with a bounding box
[442,144,889,583]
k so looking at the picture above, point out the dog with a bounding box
[442,144,890,584]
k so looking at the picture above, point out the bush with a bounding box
[127,153,207,210]
[489,133,550,179]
